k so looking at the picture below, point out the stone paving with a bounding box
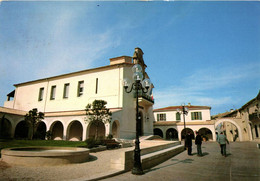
[104,141,260,181]
[0,141,259,181]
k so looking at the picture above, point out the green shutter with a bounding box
[191,112,195,120]
[176,113,180,120]
[199,112,202,120]
[157,114,160,121]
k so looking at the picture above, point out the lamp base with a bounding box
[132,167,144,175]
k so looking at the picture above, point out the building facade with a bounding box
[153,104,216,141]
[212,90,260,142]
[0,48,155,141]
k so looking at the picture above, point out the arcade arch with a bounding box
[87,121,105,139]
[181,128,194,139]
[14,120,29,139]
[166,128,178,140]
[112,120,120,138]
[50,121,64,140]
[0,117,12,138]
[215,118,243,141]
[198,127,213,141]
[153,128,163,138]
[67,120,83,141]
[35,121,47,140]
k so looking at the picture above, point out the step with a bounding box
[140,141,181,155]
[141,145,184,170]
[110,143,184,171]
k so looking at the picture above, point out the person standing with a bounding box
[185,131,192,155]
[195,131,203,156]
[217,132,229,157]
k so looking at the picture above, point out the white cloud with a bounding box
[153,62,260,110]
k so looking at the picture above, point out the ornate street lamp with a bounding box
[177,104,189,138]
[123,63,151,175]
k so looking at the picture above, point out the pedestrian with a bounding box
[217,132,229,157]
[195,131,203,156]
[185,131,192,155]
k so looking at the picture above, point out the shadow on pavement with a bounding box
[144,158,194,173]
[88,155,98,162]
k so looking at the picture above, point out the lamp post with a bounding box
[177,104,189,138]
[123,63,151,175]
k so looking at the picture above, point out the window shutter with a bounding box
[191,112,194,120]
[157,114,160,121]
[199,112,202,120]
[176,113,180,120]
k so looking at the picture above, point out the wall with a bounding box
[8,67,124,113]
[154,108,211,122]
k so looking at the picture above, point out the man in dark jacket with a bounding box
[195,131,203,156]
[185,131,192,155]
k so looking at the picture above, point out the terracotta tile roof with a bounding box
[211,110,238,119]
[153,105,211,112]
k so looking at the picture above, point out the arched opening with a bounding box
[181,128,194,139]
[15,121,29,139]
[198,128,213,141]
[67,121,83,141]
[138,112,144,136]
[112,120,119,138]
[51,121,64,140]
[254,125,259,138]
[153,128,163,138]
[216,121,239,142]
[0,117,12,138]
[166,128,178,140]
[88,121,105,140]
[34,121,47,140]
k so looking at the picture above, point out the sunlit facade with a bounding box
[0,48,155,141]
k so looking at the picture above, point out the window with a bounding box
[38,88,44,101]
[191,112,202,120]
[157,113,166,121]
[50,85,56,100]
[63,83,70,98]
[176,112,181,121]
[95,78,98,94]
[78,81,84,97]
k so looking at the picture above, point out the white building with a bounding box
[0,48,155,141]
[153,104,216,141]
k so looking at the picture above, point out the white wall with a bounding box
[154,108,211,122]
[3,62,155,140]
[10,67,124,112]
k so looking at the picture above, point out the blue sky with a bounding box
[0,1,259,115]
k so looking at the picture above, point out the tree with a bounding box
[85,100,112,140]
[24,108,44,140]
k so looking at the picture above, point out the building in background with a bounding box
[212,90,260,142]
[0,48,155,141]
[153,104,216,141]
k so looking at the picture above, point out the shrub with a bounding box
[46,130,52,140]
[85,138,96,148]
[106,134,113,140]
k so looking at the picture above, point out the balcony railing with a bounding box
[134,91,154,104]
